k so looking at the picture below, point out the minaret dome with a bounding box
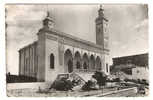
[43,11,54,29]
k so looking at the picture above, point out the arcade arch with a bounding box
[82,53,89,70]
[96,56,101,70]
[89,54,95,70]
[63,48,103,73]
[64,49,73,73]
[74,51,82,69]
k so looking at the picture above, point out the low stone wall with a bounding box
[106,82,118,87]
[7,82,51,90]
[7,83,137,97]
[94,87,137,97]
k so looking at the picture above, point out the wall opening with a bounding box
[50,53,54,69]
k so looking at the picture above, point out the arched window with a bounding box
[50,53,54,69]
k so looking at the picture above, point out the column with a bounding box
[19,51,21,75]
[23,49,26,76]
[72,47,75,72]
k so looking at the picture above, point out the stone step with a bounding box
[50,72,94,90]
[74,72,94,82]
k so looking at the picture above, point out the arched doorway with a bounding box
[64,49,73,73]
[96,56,101,70]
[68,60,73,73]
[74,51,81,69]
[82,53,89,70]
[89,55,95,70]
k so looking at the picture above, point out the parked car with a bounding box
[138,85,146,94]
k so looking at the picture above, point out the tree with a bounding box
[50,78,73,91]
[92,71,107,88]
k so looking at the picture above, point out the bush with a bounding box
[124,78,130,82]
[51,78,73,91]
[140,79,149,85]
[113,78,120,82]
[81,80,97,91]
[6,74,37,83]
[92,71,107,87]
[124,78,149,85]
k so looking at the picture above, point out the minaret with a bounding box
[95,5,108,49]
[43,11,54,29]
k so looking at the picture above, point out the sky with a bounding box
[6,4,148,75]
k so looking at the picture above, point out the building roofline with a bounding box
[18,41,38,52]
[38,28,109,52]
[112,53,148,59]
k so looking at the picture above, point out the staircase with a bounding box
[50,72,94,90]
[69,72,86,85]
[70,72,95,90]
[74,72,94,82]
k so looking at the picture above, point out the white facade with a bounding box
[19,6,110,83]
[132,67,149,81]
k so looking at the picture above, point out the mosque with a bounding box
[18,5,110,82]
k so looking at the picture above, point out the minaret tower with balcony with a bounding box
[95,5,109,50]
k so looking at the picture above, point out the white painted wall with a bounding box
[45,33,64,83]
[37,33,46,81]
[132,67,149,81]
[104,54,110,75]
